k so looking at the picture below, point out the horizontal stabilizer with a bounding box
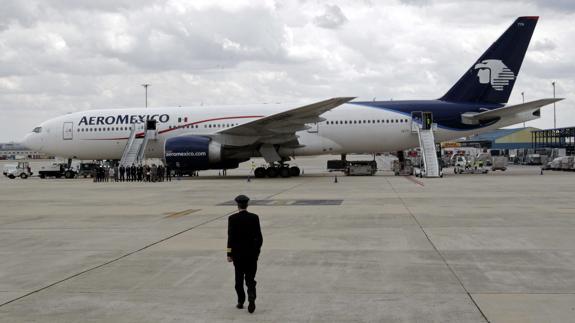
[461,98,563,125]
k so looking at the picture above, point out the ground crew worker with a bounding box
[227,195,263,314]
[126,165,132,181]
[166,165,171,181]
[131,164,137,182]
[109,166,115,182]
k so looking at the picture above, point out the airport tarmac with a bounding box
[1,157,575,323]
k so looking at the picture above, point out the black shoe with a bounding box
[236,303,244,309]
[248,301,255,313]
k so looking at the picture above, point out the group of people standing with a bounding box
[92,164,172,182]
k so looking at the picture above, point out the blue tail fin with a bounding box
[440,16,538,104]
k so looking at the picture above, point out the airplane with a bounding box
[23,16,562,178]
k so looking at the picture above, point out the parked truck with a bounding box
[77,162,99,178]
[327,159,378,176]
[39,163,77,179]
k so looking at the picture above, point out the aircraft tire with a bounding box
[266,167,279,178]
[279,167,291,178]
[254,167,266,178]
[289,166,300,177]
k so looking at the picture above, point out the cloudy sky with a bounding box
[0,0,573,142]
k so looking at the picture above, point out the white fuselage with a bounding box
[23,102,530,161]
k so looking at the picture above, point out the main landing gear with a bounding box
[254,164,301,178]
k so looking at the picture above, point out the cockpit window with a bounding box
[33,127,42,133]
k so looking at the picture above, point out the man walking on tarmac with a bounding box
[227,195,263,314]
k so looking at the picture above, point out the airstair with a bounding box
[417,127,441,177]
[412,111,441,178]
[120,120,157,166]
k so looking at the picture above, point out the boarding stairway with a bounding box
[120,121,157,166]
[410,111,441,178]
[417,127,441,177]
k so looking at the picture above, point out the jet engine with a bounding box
[164,136,241,170]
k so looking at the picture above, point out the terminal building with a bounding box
[532,126,575,155]
[0,142,49,160]
[458,127,539,150]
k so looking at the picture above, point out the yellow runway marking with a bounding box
[164,209,200,219]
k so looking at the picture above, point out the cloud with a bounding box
[313,4,348,29]
[399,0,431,6]
[532,38,557,52]
[532,0,575,12]
[0,0,574,142]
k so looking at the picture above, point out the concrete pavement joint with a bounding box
[263,181,310,200]
[385,176,491,323]
[0,210,235,308]
[0,182,307,309]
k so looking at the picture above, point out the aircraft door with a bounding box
[146,119,157,130]
[411,111,422,133]
[63,122,73,140]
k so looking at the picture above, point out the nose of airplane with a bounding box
[22,133,42,151]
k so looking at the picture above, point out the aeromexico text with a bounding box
[78,114,170,126]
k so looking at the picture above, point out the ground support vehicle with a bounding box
[545,157,563,170]
[39,163,77,179]
[2,164,16,177]
[560,156,574,171]
[77,162,98,178]
[5,162,33,179]
[328,159,377,176]
[392,159,414,176]
[491,156,508,171]
[453,156,489,174]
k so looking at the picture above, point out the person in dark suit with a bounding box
[227,195,263,313]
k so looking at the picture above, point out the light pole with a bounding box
[521,92,525,128]
[552,81,556,129]
[142,84,150,108]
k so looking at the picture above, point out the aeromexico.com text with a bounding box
[78,114,170,126]
[165,152,207,157]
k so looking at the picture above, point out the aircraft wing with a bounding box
[461,98,563,125]
[212,97,354,146]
